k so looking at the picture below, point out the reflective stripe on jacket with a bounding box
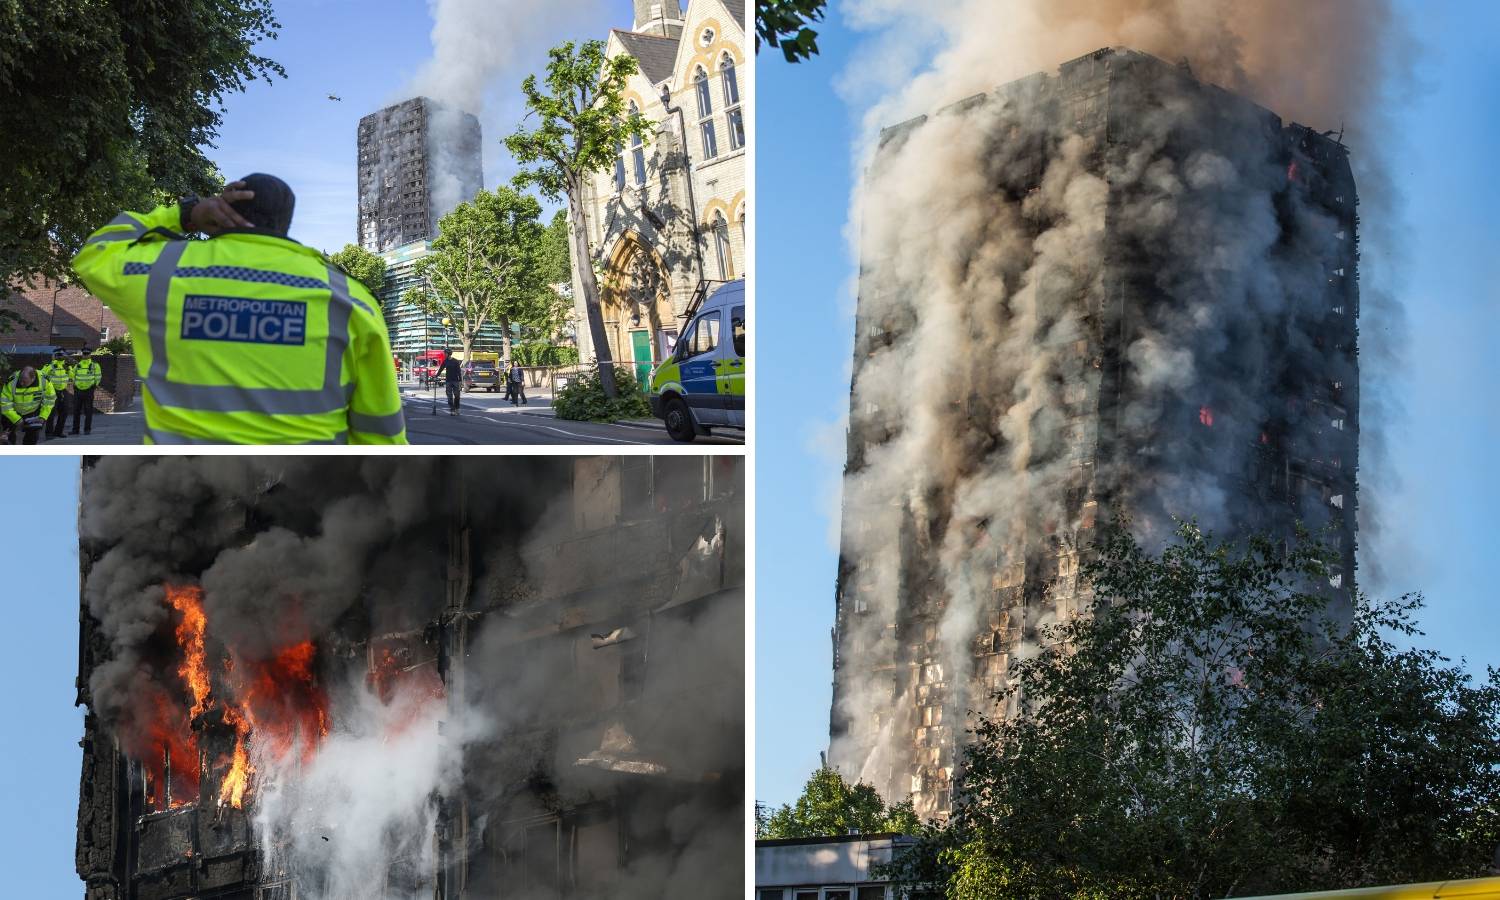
[73,359,102,389]
[1,374,56,424]
[71,205,407,444]
[39,360,72,392]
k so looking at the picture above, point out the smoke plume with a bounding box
[830,0,1412,815]
[403,0,604,218]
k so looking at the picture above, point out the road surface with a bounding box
[36,384,742,446]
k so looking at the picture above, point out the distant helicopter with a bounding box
[327,94,342,102]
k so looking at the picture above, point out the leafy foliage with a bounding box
[403,187,546,362]
[757,0,825,62]
[537,209,573,286]
[758,766,922,839]
[99,334,133,356]
[886,522,1500,899]
[0,0,283,286]
[553,368,650,423]
[505,41,651,202]
[512,342,578,368]
[505,40,652,398]
[328,244,389,299]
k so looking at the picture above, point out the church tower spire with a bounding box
[633,0,684,37]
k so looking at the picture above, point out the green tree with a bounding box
[757,0,826,62]
[537,209,573,286]
[403,187,545,364]
[758,765,922,840]
[505,40,651,399]
[1,1,284,286]
[887,523,1500,900]
[327,244,389,299]
[511,210,574,350]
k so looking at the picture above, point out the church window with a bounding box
[723,55,743,150]
[629,102,647,185]
[700,119,719,159]
[721,55,740,107]
[712,211,734,278]
[695,67,713,118]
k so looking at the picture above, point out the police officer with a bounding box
[71,174,407,444]
[71,347,103,435]
[38,349,73,439]
[2,365,56,445]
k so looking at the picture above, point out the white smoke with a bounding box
[404,0,608,219]
[828,0,1412,817]
[253,674,465,900]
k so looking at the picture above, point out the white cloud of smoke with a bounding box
[403,0,606,219]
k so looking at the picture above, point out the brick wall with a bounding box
[4,279,129,348]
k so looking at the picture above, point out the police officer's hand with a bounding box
[189,182,256,235]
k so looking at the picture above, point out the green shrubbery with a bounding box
[512,342,579,368]
[99,334,133,356]
[553,368,650,422]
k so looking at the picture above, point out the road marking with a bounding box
[400,397,653,445]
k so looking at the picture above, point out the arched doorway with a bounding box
[601,234,674,387]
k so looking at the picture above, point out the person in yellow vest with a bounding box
[2,365,56,445]
[38,348,73,439]
[71,174,407,444]
[71,347,103,435]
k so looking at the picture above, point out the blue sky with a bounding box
[202,0,632,253]
[756,0,1500,812]
[0,458,81,891]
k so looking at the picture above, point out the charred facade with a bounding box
[831,48,1359,820]
[76,456,745,899]
[357,97,482,253]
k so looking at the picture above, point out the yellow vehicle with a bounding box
[649,279,745,442]
[457,350,501,392]
[1235,877,1500,899]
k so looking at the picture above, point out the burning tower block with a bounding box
[357,97,483,253]
[831,47,1359,821]
[75,456,745,899]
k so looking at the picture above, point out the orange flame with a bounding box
[166,585,211,719]
[137,586,334,811]
[219,707,253,808]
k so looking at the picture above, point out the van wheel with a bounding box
[663,397,696,442]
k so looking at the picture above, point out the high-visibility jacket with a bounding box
[1,373,55,424]
[39,360,73,393]
[73,358,102,390]
[71,204,407,444]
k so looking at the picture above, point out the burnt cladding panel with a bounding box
[358,97,453,252]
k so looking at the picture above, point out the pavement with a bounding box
[8,404,145,447]
[400,383,743,446]
[6,382,743,446]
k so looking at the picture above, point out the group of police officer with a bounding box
[1,347,103,444]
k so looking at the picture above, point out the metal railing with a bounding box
[549,360,655,396]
